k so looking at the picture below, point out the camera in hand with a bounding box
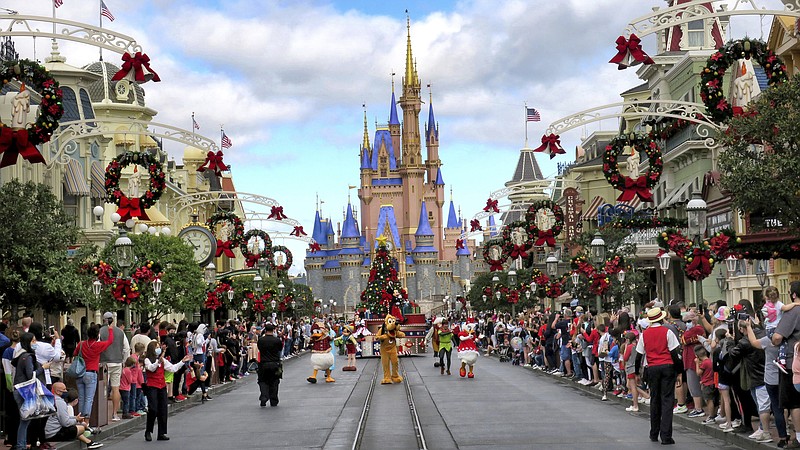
[737,312,749,321]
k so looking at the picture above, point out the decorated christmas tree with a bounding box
[357,238,408,318]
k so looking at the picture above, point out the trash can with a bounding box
[90,367,108,428]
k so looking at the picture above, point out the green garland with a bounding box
[0,59,64,145]
[105,151,166,209]
[700,38,787,123]
[271,245,293,272]
[602,216,687,230]
[206,211,245,247]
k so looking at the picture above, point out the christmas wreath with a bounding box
[482,238,508,272]
[656,228,739,281]
[524,200,564,247]
[0,59,64,168]
[700,38,787,123]
[602,134,662,203]
[240,229,273,268]
[206,211,245,258]
[271,245,293,272]
[105,151,166,221]
[502,220,531,260]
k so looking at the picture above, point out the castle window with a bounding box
[428,210,434,222]
[687,20,705,48]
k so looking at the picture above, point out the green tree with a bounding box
[0,181,89,317]
[96,233,204,321]
[719,75,800,234]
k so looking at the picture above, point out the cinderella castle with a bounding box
[304,19,489,316]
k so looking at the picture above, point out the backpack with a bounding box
[598,336,613,358]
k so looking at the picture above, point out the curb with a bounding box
[493,356,777,449]
[53,351,308,450]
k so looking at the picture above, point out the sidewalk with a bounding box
[512,358,776,450]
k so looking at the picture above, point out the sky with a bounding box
[3,0,783,274]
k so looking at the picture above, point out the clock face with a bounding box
[179,227,215,265]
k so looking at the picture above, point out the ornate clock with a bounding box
[178,224,216,267]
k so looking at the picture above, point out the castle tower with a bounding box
[442,191,462,261]
[339,202,363,314]
[412,201,438,301]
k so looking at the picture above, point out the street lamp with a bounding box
[659,253,671,274]
[258,257,269,279]
[686,191,708,305]
[546,253,559,277]
[716,268,727,292]
[491,275,499,287]
[227,288,234,303]
[755,260,769,288]
[152,277,163,298]
[92,279,102,299]
[507,270,518,316]
[571,271,580,287]
[590,232,606,313]
[113,228,135,273]
[617,269,626,283]
[253,275,263,293]
[204,262,216,285]
[278,282,285,298]
[725,255,739,275]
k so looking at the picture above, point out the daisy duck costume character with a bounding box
[307,322,335,383]
[457,319,479,378]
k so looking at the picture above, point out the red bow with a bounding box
[0,128,46,168]
[533,134,566,159]
[196,151,228,176]
[483,198,499,213]
[290,226,307,237]
[309,242,321,253]
[609,34,654,69]
[111,52,161,82]
[685,248,713,281]
[617,175,653,202]
[245,254,260,268]
[709,233,731,257]
[117,195,150,221]
[455,239,465,250]
[215,239,235,258]
[534,229,556,247]
[510,244,528,259]
[489,261,505,272]
[507,290,519,304]
[268,206,286,220]
[113,279,139,304]
[469,219,482,232]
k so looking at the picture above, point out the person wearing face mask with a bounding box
[45,383,102,448]
[143,340,190,442]
[681,311,707,419]
[12,332,52,450]
[256,323,283,407]
[73,324,114,418]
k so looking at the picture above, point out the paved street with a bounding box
[97,351,748,450]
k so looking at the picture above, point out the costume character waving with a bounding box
[307,322,335,384]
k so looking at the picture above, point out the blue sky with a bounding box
[4,0,780,273]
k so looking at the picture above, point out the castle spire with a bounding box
[404,14,418,88]
[361,106,370,150]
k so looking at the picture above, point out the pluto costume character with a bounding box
[457,321,479,378]
[376,314,405,384]
[307,322,335,383]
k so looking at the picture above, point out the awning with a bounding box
[138,207,170,226]
[580,195,605,221]
[657,181,693,210]
[618,196,642,211]
[140,135,160,149]
[63,159,89,196]
[90,161,105,198]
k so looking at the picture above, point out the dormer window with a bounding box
[687,20,705,48]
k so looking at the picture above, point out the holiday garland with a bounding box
[602,133,662,203]
[204,281,232,310]
[700,38,788,123]
[206,211,245,258]
[239,229,273,268]
[524,200,564,247]
[502,220,531,260]
[92,259,163,304]
[271,245,293,272]
[482,238,508,272]
[0,59,64,168]
[602,215,687,230]
[569,254,622,296]
[105,151,166,221]
[656,228,737,281]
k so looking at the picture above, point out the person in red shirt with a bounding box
[73,325,114,417]
[694,345,716,423]
[681,312,707,418]
[582,319,601,385]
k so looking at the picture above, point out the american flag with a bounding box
[192,116,200,130]
[101,1,115,21]
[526,107,541,122]
[54,0,64,7]
[221,131,232,149]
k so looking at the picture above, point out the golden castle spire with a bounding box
[404,14,418,88]
[361,105,370,150]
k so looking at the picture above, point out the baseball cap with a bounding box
[103,312,114,320]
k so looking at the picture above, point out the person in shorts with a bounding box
[772,281,800,448]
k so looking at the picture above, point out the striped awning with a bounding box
[657,181,693,210]
[90,161,106,198]
[618,196,642,211]
[580,195,605,221]
[63,159,89,196]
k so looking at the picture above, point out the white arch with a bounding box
[0,15,143,55]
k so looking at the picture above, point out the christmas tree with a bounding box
[357,239,407,317]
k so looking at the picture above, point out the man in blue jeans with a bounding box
[553,311,573,377]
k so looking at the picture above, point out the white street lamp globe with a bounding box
[137,223,148,233]
[227,289,234,301]
[110,212,121,223]
[148,226,157,235]
[686,191,708,238]
[125,218,136,229]
[590,232,606,264]
[659,252,671,274]
[725,255,738,275]
[93,206,104,217]
[160,227,171,236]
[617,269,626,283]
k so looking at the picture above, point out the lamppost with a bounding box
[111,224,137,326]
[277,282,286,321]
[92,279,102,301]
[546,252,559,311]
[329,297,335,319]
[617,269,626,311]
[226,288,235,318]
[686,191,708,305]
[755,260,769,289]
[204,262,216,285]
[716,268,728,293]
[659,251,671,302]
[590,232,606,313]
[507,269,518,317]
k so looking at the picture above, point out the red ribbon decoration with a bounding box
[215,239,235,258]
[469,219,482,232]
[510,244,528,259]
[290,226,307,237]
[117,195,150,221]
[709,233,731,257]
[533,134,566,159]
[245,254,260,268]
[455,239,465,250]
[113,279,139,304]
[483,198,499,213]
[685,248,713,281]
[309,242,321,253]
[111,52,161,83]
[489,261,505,272]
[0,128,46,168]
[534,230,556,247]
[609,34,654,69]
[616,175,653,202]
[196,151,228,176]
[268,206,287,220]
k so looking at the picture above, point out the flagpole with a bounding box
[192,112,195,139]
[523,102,528,148]
[99,0,103,61]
